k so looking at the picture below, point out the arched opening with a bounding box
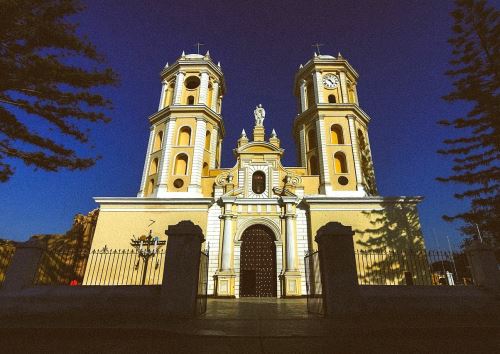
[174,154,188,175]
[177,126,191,146]
[328,94,336,103]
[206,83,213,108]
[187,95,195,105]
[153,131,163,151]
[240,225,277,297]
[165,82,175,106]
[306,81,315,109]
[147,178,155,196]
[334,152,348,173]
[202,162,209,176]
[205,130,211,150]
[309,155,319,175]
[149,157,158,175]
[307,128,317,150]
[330,124,344,144]
[252,171,266,194]
[348,86,356,103]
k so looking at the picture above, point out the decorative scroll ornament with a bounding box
[284,173,302,187]
[215,171,233,186]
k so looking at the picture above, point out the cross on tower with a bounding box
[194,42,205,54]
[312,43,324,55]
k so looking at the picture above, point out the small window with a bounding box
[187,95,195,105]
[177,126,191,145]
[331,125,344,144]
[147,178,155,196]
[149,158,159,175]
[252,171,266,194]
[153,131,163,151]
[334,152,348,173]
[174,154,188,175]
[307,128,317,150]
[309,155,319,175]
[328,95,336,103]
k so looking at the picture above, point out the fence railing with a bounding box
[196,249,209,316]
[355,249,473,286]
[34,248,90,285]
[0,246,16,288]
[304,250,325,315]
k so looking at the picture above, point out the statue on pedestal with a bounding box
[254,104,265,126]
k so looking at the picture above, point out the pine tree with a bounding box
[0,0,118,182]
[438,0,499,245]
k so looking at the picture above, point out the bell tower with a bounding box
[137,51,226,197]
[293,52,377,196]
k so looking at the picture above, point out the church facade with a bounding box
[86,51,425,297]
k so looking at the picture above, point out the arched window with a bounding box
[252,171,266,194]
[330,125,344,144]
[309,155,319,175]
[187,95,195,105]
[348,87,356,103]
[306,81,315,109]
[206,83,213,108]
[165,82,175,106]
[202,162,209,176]
[205,130,211,150]
[174,154,188,175]
[149,157,158,175]
[328,94,336,103]
[334,152,348,173]
[153,131,163,151]
[307,128,317,150]
[177,126,191,145]
[147,178,155,196]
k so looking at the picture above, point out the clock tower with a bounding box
[293,52,377,196]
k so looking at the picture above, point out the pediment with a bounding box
[235,141,283,155]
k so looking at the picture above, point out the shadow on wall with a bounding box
[354,199,430,285]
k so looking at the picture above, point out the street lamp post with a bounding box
[130,230,166,285]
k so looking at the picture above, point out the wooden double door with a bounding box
[239,225,277,297]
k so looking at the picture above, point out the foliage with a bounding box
[0,0,118,182]
[438,0,499,244]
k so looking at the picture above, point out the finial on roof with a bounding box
[204,50,210,59]
[299,64,303,69]
[271,129,277,138]
[164,62,169,68]
[314,52,318,57]
[241,129,247,138]
[217,61,221,67]
[181,51,186,58]
[338,52,343,58]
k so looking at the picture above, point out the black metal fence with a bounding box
[0,246,16,288]
[355,249,473,286]
[34,248,166,286]
[304,250,325,315]
[196,249,209,315]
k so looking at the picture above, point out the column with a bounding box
[312,71,324,104]
[339,71,348,103]
[347,114,366,194]
[285,215,297,270]
[209,127,219,169]
[221,215,233,271]
[353,84,359,105]
[216,198,236,297]
[211,81,219,111]
[155,118,176,197]
[198,71,210,104]
[158,80,167,111]
[282,197,301,296]
[299,126,307,167]
[188,117,206,194]
[173,71,185,105]
[137,126,155,197]
[300,79,307,112]
[315,117,332,195]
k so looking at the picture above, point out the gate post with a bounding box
[465,240,500,290]
[2,240,45,292]
[315,222,360,316]
[161,221,205,317]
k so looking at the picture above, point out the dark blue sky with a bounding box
[1,0,470,249]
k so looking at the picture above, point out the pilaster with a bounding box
[316,117,332,195]
[188,117,206,194]
[339,71,348,103]
[299,126,307,167]
[209,127,219,169]
[158,80,168,111]
[198,71,210,104]
[138,126,155,197]
[347,114,366,195]
[173,71,185,105]
[313,71,324,104]
[300,79,307,112]
[155,117,176,197]
[211,81,219,111]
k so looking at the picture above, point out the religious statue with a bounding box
[254,104,265,126]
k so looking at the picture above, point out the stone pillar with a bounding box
[300,79,307,112]
[158,80,168,111]
[283,198,301,296]
[312,71,324,104]
[198,71,210,105]
[216,198,236,296]
[188,117,206,194]
[315,117,332,195]
[2,241,44,292]
[209,127,218,169]
[161,221,205,317]
[315,222,360,316]
[155,118,176,197]
[137,126,155,197]
[211,81,219,111]
[347,114,366,195]
[339,71,348,103]
[353,84,359,105]
[299,126,307,167]
[466,240,500,290]
[173,71,185,105]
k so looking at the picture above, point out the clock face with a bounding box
[323,74,339,89]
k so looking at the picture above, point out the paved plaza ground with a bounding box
[0,298,498,353]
